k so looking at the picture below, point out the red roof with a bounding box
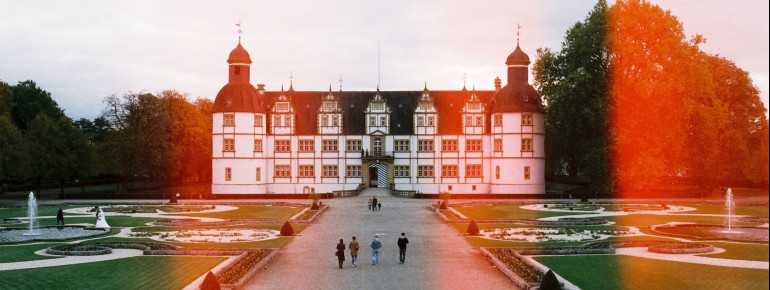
[212,82,265,113]
[227,42,252,64]
[506,44,530,66]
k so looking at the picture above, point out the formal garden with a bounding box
[434,193,769,290]
[0,201,325,289]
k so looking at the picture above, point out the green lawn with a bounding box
[0,205,92,219]
[534,255,769,290]
[453,204,587,220]
[0,243,63,263]
[0,256,226,289]
[701,242,769,262]
[679,204,769,216]
[171,205,304,220]
[606,214,749,227]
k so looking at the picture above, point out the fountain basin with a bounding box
[650,224,768,243]
[0,226,110,244]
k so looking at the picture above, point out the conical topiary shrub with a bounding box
[466,220,480,235]
[280,221,295,236]
[200,271,221,290]
[539,270,562,290]
[310,200,320,210]
[439,200,448,210]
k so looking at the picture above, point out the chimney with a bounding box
[494,77,502,92]
[257,84,265,95]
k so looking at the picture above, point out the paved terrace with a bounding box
[243,188,516,290]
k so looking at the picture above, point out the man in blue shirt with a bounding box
[370,235,382,265]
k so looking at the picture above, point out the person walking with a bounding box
[370,235,382,265]
[397,232,409,264]
[377,202,382,211]
[372,197,378,211]
[349,236,360,266]
[56,207,64,225]
[368,198,373,211]
[336,239,346,269]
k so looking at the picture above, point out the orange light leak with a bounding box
[609,0,691,198]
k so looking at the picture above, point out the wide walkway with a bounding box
[243,188,515,289]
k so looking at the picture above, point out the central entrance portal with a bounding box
[368,162,387,188]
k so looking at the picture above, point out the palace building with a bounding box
[211,37,545,197]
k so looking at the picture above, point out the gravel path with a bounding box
[243,188,516,289]
[0,249,145,271]
[616,247,770,269]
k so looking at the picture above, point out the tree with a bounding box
[0,116,27,192]
[10,80,65,130]
[533,0,612,193]
[0,81,13,118]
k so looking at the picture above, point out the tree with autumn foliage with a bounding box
[536,0,769,196]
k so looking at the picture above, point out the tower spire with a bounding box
[516,23,521,46]
[339,74,343,92]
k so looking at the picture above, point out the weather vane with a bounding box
[236,21,243,42]
[463,72,468,87]
[339,74,343,91]
[517,23,522,44]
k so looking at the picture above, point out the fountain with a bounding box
[23,192,41,236]
[725,187,735,233]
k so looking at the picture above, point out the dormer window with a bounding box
[475,116,483,126]
[324,103,335,111]
[469,103,481,111]
[273,115,280,127]
[380,116,387,126]
[427,116,435,126]
[369,116,376,126]
[465,116,472,126]
[332,115,339,126]
[276,103,289,111]
[417,116,425,126]
[373,103,384,111]
[322,115,329,126]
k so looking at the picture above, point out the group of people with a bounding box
[367,197,382,211]
[335,233,409,268]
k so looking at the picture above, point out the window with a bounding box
[441,165,458,177]
[298,165,314,178]
[275,140,291,153]
[274,165,291,178]
[465,139,482,152]
[234,66,240,75]
[273,115,280,127]
[322,140,339,152]
[225,168,232,181]
[369,116,376,126]
[417,140,434,152]
[417,165,434,177]
[522,113,533,126]
[448,185,453,191]
[254,139,263,152]
[322,115,329,126]
[285,115,292,127]
[372,102,384,111]
[223,114,235,126]
[346,139,362,152]
[394,140,410,152]
[332,115,339,126]
[466,164,482,178]
[475,116,483,126]
[298,140,314,152]
[494,114,502,127]
[427,116,435,126]
[394,165,410,177]
[441,139,458,152]
[380,116,387,126]
[521,138,533,152]
[254,115,263,127]
[494,139,502,152]
[524,166,531,180]
[495,166,500,179]
[417,116,424,126]
[465,116,472,126]
[322,165,339,177]
[256,167,261,181]
[346,165,362,178]
[276,103,289,111]
[223,138,235,152]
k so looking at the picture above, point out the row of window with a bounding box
[224,138,533,153]
[224,113,534,128]
[224,165,530,181]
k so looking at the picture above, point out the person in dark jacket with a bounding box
[56,208,64,225]
[397,232,409,264]
[336,239,346,269]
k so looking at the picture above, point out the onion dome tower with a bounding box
[212,39,266,113]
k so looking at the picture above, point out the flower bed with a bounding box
[481,227,634,242]
[651,224,769,243]
[648,243,714,254]
[738,217,769,224]
[486,248,543,284]
[0,218,23,225]
[218,249,274,284]
[46,244,113,256]
[101,205,215,214]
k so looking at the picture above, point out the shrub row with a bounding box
[46,244,112,256]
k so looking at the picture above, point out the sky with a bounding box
[0,0,768,120]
